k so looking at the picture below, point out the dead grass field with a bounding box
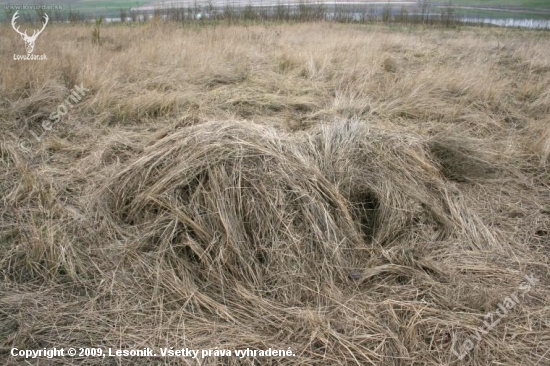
[1,21,549,365]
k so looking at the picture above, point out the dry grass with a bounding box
[1,21,549,365]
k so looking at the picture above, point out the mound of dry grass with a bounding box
[97,121,367,300]
[85,119,525,364]
[1,22,549,365]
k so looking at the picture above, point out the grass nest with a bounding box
[87,119,523,364]
[98,121,369,304]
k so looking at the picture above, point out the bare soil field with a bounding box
[1,21,549,365]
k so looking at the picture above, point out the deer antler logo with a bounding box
[12,11,49,55]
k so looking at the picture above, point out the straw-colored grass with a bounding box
[1,21,549,365]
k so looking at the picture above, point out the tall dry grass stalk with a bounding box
[0,22,549,365]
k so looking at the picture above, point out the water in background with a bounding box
[460,17,550,29]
